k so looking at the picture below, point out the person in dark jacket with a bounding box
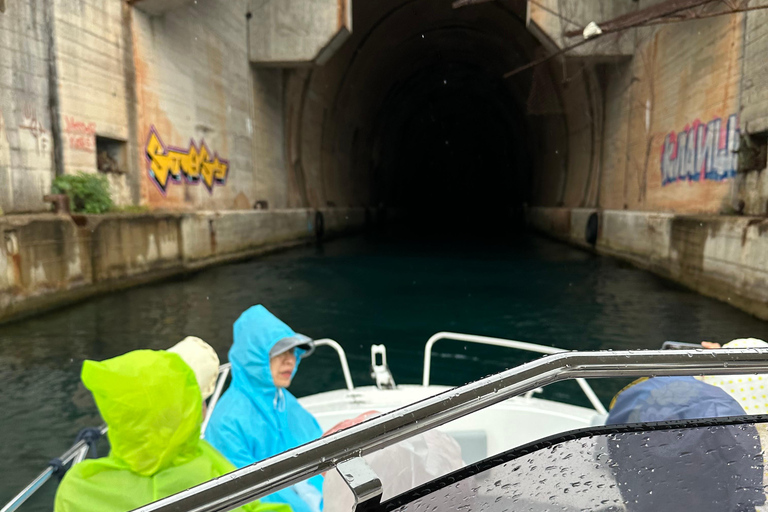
[606,376,765,512]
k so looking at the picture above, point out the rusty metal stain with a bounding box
[11,253,22,289]
[338,0,349,30]
[4,230,22,288]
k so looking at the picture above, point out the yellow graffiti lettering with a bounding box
[145,129,229,193]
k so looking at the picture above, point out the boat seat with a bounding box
[449,430,488,464]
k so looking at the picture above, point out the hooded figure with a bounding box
[205,306,323,512]
[606,377,765,512]
[54,350,289,512]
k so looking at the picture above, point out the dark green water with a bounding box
[3,232,768,509]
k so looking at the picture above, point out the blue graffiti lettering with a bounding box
[660,114,739,186]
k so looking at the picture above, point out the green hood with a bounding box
[82,350,202,476]
[55,350,292,512]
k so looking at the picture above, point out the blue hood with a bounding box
[206,305,324,512]
[607,376,745,424]
[229,305,302,396]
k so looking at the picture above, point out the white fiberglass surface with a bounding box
[300,385,597,465]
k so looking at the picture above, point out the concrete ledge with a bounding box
[529,206,768,320]
[0,208,367,324]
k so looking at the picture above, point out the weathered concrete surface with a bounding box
[0,0,53,213]
[53,0,136,206]
[0,208,367,324]
[530,206,768,320]
[248,0,351,65]
[132,0,256,211]
[131,0,196,16]
[526,0,636,58]
[530,5,747,217]
[734,6,768,217]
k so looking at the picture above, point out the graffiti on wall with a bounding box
[64,116,96,152]
[661,114,739,186]
[145,127,229,194]
[19,104,49,154]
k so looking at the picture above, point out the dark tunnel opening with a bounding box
[374,62,534,231]
[294,0,565,236]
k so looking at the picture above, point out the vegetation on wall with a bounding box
[52,172,114,214]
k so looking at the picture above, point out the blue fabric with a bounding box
[607,376,746,424]
[606,377,763,512]
[205,305,324,512]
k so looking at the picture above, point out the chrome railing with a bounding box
[0,424,109,512]
[133,347,768,512]
[422,332,607,413]
[314,338,355,391]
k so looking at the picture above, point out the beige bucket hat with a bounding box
[168,336,220,399]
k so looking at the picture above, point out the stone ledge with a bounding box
[0,208,368,324]
[529,206,768,320]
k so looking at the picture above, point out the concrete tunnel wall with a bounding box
[0,0,586,215]
[6,0,768,324]
[281,0,577,215]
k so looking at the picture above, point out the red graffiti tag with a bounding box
[64,116,96,135]
[68,135,95,152]
[64,116,96,152]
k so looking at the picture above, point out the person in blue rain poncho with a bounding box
[205,305,323,512]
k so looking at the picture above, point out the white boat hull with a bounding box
[300,384,601,464]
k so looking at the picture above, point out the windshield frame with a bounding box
[373,413,768,512]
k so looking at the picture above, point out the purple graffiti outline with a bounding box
[144,125,230,196]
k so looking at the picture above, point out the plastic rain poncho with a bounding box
[54,350,291,512]
[205,306,324,512]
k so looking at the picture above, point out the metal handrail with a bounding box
[200,363,231,436]
[132,347,768,512]
[422,332,607,414]
[0,424,108,512]
[314,338,355,391]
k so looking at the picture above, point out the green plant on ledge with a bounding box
[52,172,114,214]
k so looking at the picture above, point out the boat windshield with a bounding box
[373,416,768,512]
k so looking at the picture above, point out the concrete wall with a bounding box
[132,0,254,211]
[0,0,53,214]
[531,3,746,216]
[54,0,135,205]
[132,0,197,16]
[527,0,636,58]
[530,206,768,320]
[734,6,768,216]
[248,0,351,66]
[0,0,358,215]
[0,207,367,323]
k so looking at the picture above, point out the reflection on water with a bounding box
[2,233,768,508]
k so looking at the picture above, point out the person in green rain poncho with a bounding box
[54,349,292,512]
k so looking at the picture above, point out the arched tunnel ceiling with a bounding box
[287,0,569,217]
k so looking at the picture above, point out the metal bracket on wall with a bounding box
[336,457,383,512]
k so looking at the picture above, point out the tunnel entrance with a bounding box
[284,0,565,232]
[375,62,533,228]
